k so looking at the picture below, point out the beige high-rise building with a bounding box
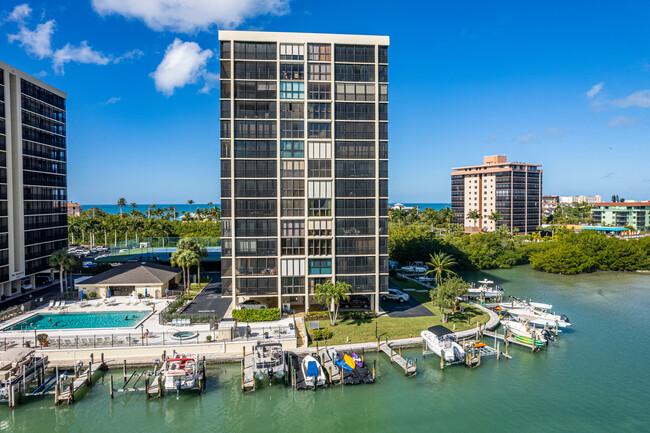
[451,155,542,234]
[0,61,67,298]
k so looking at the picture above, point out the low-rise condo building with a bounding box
[591,201,650,230]
[451,155,542,234]
[559,195,602,205]
[0,61,67,299]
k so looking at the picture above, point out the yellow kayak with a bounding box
[343,354,356,370]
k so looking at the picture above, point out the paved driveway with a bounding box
[380,281,435,318]
[181,277,231,321]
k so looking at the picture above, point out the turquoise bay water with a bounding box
[3,311,149,331]
[1,266,648,431]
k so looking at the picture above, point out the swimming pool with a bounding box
[2,311,150,331]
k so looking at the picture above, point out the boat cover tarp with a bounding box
[306,361,318,377]
[427,325,454,337]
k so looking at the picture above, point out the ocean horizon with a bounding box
[80,202,451,215]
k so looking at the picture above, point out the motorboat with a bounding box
[161,353,201,394]
[468,279,504,299]
[253,341,286,385]
[507,307,572,328]
[497,298,553,312]
[300,355,326,389]
[421,326,465,363]
[501,319,551,347]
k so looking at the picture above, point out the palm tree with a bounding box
[187,199,195,214]
[148,204,156,218]
[117,198,127,215]
[440,207,456,225]
[314,281,351,326]
[467,210,481,228]
[49,249,76,293]
[424,252,458,288]
[488,211,502,230]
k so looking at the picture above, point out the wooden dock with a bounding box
[241,352,256,392]
[317,345,341,384]
[379,341,417,376]
[56,360,104,405]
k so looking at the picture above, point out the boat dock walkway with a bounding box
[379,340,417,376]
[241,349,256,392]
[316,345,341,384]
[56,357,105,405]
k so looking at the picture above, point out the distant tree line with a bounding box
[388,207,649,275]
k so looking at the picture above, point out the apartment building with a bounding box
[558,195,602,205]
[0,61,67,298]
[218,31,389,312]
[451,155,542,234]
[591,201,650,230]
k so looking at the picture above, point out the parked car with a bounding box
[238,300,267,310]
[35,275,54,285]
[82,262,97,269]
[21,278,33,290]
[95,246,109,252]
[340,296,370,309]
[381,288,409,303]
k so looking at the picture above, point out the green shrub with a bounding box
[232,308,281,322]
[305,311,329,321]
[311,328,333,340]
[88,292,97,298]
[339,311,376,320]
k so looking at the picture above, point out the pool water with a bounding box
[3,311,150,331]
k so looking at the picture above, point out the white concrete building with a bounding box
[0,61,67,299]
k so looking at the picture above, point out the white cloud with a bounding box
[114,48,144,63]
[7,19,55,58]
[151,39,213,96]
[91,0,290,33]
[516,132,537,143]
[7,4,32,23]
[544,128,573,137]
[52,41,111,74]
[586,82,603,99]
[199,71,220,94]
[607,115,639,128]
[612,90,650,108]
[103,96,121,105]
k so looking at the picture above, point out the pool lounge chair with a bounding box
[48,300,55,309]
[53,300,61,309]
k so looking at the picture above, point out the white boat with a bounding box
[507,307,572,328]
[300,355,327,388]
[498,299,553,312]
[253,341,286,385]
[468,279,504,299]
[421,328,465,363]
[161,353,201,393]
[501,319,551,347]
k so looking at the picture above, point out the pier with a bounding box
[241,347,255,392]
[55,354,106,405]
[379,339,417,376]
[316,344,341,384]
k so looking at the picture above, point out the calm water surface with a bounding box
[1,266,648,432]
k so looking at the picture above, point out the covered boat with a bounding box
[253,341,286,384]
[300,355,326,388]
[161,353,201,393]
[421,326,465,363]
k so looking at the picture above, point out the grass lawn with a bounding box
[308,305,490,346]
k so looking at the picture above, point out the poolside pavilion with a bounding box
[75,262,181,299]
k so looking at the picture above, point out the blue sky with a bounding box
[2,0,649,204]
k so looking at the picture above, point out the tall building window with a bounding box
[307,123,331,139]
[308,220,332,236]
[308,199,331,216]
[308,63,331,81]
[280,140,304,158]
[282,238,305,255]
[308,258,332,274]
[308,43,331,61]
[280,63,304,80]
[280,44,304,60]
[280,82,304,99]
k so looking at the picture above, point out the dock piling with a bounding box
[110,375,114,398]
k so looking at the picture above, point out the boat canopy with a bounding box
[478,279,494,284]
[427,325,454,337]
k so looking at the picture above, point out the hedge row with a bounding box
[232,308,281,322]
[304,311,377,321]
